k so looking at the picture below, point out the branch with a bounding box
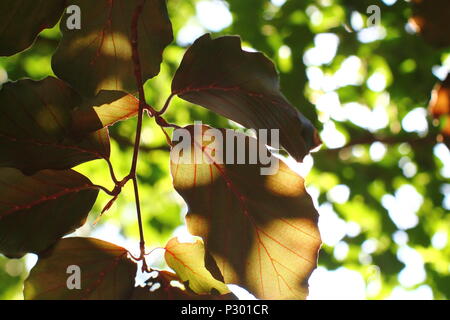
[130,0,148,271]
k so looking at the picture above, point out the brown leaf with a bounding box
[0,169,98,258]
[52,0,173,97]
[71,90,140,135]
[429,74,450,149]
[0,0,65,56]
[24,237,137,300]
[0,77,110,175]
[172,34,321,163]
[170,125,322,299]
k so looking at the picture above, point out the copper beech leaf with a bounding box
[170,125,322,300]
[164,237,230,295]
[0,77,110,175]
[52,0,173,97]
[71,90,140,135]
[0,0,65,56]
[24,237,137,300]
[172,34,321,163]
[0,169,99,258]
[429,73,450,149]
[130,270,236,300]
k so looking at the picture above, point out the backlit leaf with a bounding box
[164,237,230,295]
[71,90,140,135]
[0,77,110,174]
[170,125,322,299]
[52,0,173,97]
[429,73,450,149]
[172,34,321,162]
[0,169,98,258]
[24,237,137,300]
[130,270,236,300]
[0,0,65,56]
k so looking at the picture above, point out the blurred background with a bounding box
[0,0,449,300]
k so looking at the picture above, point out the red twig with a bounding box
[130,0,149,272]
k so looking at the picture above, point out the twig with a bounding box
[156,93,175,116]
[130,0,149,271]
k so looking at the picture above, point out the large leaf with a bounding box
[71,90,140,135]
[0,77,110,174]
[24,237,137,300]
[52,0,173,97]
[172,34,321,162]
[170,125,322,299]
[0,0,65,56]
[164,237,230,295]
[0,169,98,258]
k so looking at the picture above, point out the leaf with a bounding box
[171,34,321,162]
[0,77,110,174]
[410,0,450,48]
[52,0,173,97]
[0,0,65,56]
[130,270,236,300]
[0,169,99,258]
[164,237,230,296]
[429,74,450,119]
[170,125,322,299]
[429,73,450,149]
[24,237,137,300]
[71,90,140,135]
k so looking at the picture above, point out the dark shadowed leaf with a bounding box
[0,169,98,258]
[130,270,236,300]
[410,0,450,48]
[52,0,173,97]
[0,77,110,174]
[24,237,137,300]
[71,90,140,135]
[170,125,321,299]
[164,237,230,295]
[172,34,321,162]
[0,0,65,56]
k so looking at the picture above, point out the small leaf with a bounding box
[172,34,321,162]
[0,169,98,258]
[52,0,173,97]
[130,270,236,300]
[429,74,450,119]
[24,237,137,300]
[429,73,450,149]
[0,77,110,174]
[0,0,65,56]
[170,125,322,299]
[71,90,140,135]
[164,237,230,296]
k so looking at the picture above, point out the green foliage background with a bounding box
[0,0,448,299]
